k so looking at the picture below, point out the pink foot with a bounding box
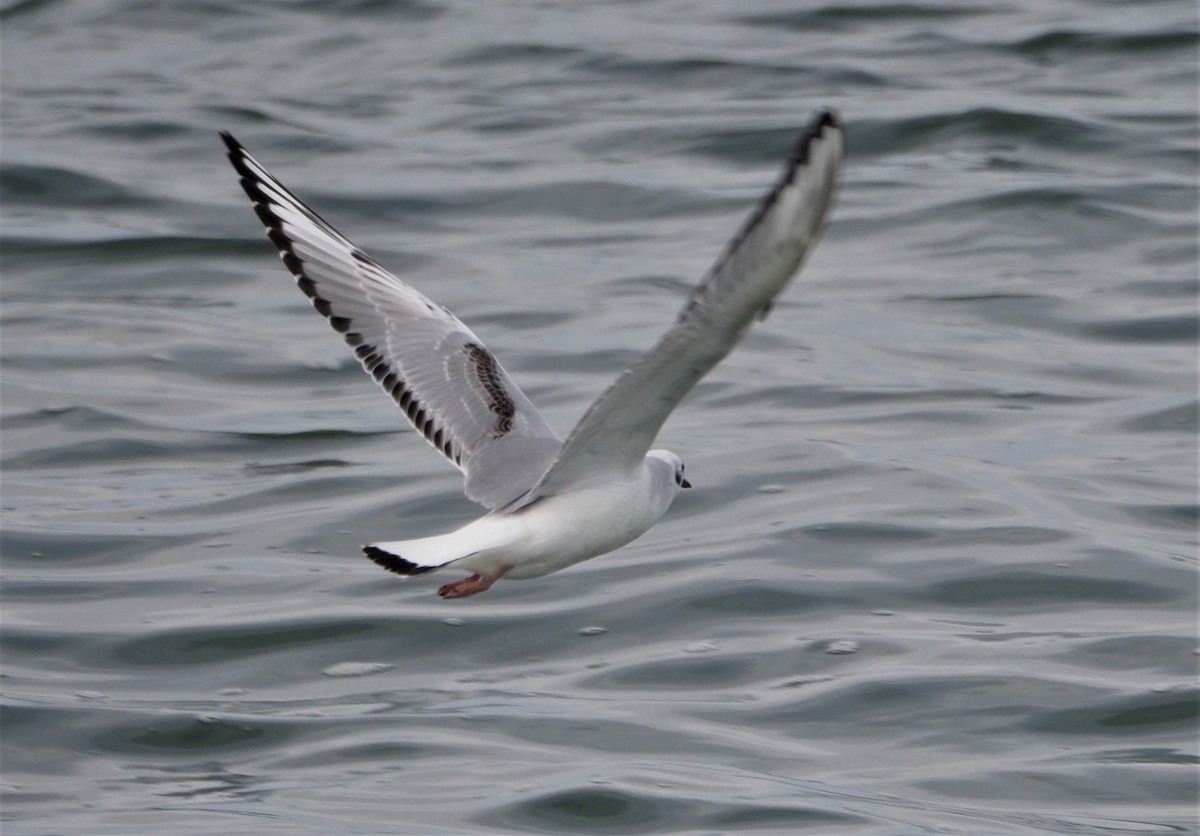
[438,569,508,599]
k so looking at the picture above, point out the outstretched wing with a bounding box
[222,132,561,510]
[528,111,843,499]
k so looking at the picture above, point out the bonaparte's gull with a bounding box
[221,111,842,598]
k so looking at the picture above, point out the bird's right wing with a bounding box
[527,111,843,499]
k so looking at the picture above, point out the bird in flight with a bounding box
[222,110,843,598]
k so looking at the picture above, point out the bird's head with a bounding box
[647,449,691,490]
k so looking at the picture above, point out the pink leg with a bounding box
[438,568,509,599]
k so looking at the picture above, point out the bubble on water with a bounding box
[322,661,394,677]
[825,639,860,655]
[578,626,607,637]
[444,617,465,626]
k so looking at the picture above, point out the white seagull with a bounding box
[222,111,843,598]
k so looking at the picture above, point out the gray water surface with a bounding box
[2,1,1197,833]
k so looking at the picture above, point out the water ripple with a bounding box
[2,0,1195,833]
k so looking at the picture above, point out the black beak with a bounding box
[680,478,692,489]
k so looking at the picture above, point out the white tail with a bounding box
[362,515,524,577]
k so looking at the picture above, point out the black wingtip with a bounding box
[790,109,841,168]
[220,130,256,186]
[363,545,437,577]
[814,109,840,132]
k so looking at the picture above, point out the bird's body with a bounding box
[222,111,843,598]
[369,450,680,596]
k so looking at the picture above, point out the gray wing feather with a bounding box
[527,111,844,498]
[221,133,561,510]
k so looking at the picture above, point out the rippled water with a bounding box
[2,1,1197,833]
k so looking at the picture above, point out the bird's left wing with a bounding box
[527,111,843,499]
[222,133,562,510]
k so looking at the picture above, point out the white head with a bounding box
[646,449,691,491]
